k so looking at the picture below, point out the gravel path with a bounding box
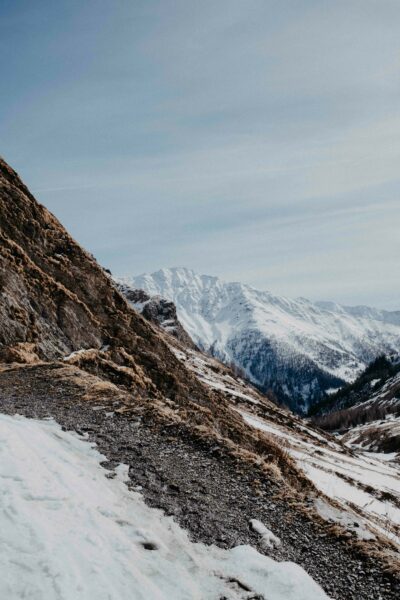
[0,368,398,600]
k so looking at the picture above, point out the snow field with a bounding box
[240,411,400,547]
[0,414,330,600]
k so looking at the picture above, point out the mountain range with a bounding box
[119,267,400,413]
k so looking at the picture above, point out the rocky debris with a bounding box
[0,366,398,600]
[0,341,41,364]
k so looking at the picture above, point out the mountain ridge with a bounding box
[119,267,400,412]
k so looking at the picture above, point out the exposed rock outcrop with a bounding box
[117,283,196,348]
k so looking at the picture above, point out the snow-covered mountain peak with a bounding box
[119,268,400,413]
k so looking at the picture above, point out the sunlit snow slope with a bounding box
[0,414,330,600]
[242,411,400,548]
[119,268,400,412]
[168,342,400,550]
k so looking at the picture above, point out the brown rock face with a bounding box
[0,157,206,403]
[0,158,104,357]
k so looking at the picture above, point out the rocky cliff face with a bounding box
[0,157,183,381]
[0,159,102,357]
[116,282,196,348]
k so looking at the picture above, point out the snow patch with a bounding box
[314,498,375,541]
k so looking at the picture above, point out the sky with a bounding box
[1,0,399,309]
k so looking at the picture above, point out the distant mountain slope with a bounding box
[312,356,400,452]
[118,268,400,413]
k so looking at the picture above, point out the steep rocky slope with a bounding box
[163,335,400,552]
[0,157,297,478]
[120,268,400,413]
[113,274,400,565]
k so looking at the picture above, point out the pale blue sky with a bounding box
[1,1,399,308]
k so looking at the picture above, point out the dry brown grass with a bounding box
[0,342,41,364]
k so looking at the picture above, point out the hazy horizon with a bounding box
[1,1,399,310]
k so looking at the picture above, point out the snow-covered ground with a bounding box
[0,413,330,600]
[342,414,400,452]
[171,346,261,405]
[240,411,400,547]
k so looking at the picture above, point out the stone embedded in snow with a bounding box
[250,518,281,549]
[0,414,330,600]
